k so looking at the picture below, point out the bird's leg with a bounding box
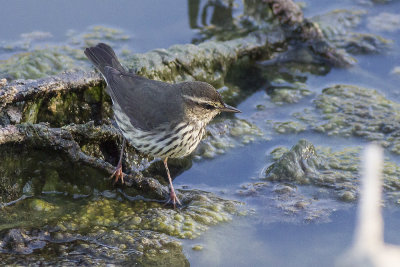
[110,138,126,184]
[164,157,181,208]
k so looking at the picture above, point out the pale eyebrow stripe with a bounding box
[182,95,212,104]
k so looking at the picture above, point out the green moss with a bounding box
[23,99,43,123]
[20,85,112,127]
[83,85,103,103]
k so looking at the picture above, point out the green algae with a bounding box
[74,25,130,47]
[192,244,204,251]
[0,188,241,265]
[0,26,131,82]
[195,118,266,159]
[293,85,400,154]
[0,50,78,81]
[57,190,239,239]
[273,121,307,134]
[270,87,312,104]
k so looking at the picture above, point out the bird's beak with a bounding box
[220,103,241,113]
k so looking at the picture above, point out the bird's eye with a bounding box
[203,103,215,110]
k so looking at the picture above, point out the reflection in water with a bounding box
[188,0,234,29]
[337,145,400,267]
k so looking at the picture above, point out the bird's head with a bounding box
[180,81,241,124]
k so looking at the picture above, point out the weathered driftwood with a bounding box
[0,71,102,109]
[0,123,168,199]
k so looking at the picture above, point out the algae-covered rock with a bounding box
[125,32,268,88]
[236,139,400,223]
[0,188,241,265]
[265,139,321,184]
[265,139,400,202]
[294,85,400,154]
[0,228,189,266]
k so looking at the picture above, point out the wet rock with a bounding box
[263,139,400,203]
[0,229,48,254]
[265,139,320,184]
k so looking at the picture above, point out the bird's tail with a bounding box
[84,43,126,76]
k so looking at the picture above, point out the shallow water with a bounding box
[2,0,400,266]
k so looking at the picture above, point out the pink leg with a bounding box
[164,157,181,208]
[110,138,126,184]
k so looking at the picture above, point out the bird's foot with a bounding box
[110,163,125,184]
[165,189,182,209]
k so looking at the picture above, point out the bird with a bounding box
[84,43,241,207]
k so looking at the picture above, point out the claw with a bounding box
[111,138,126,185]
[110,163,125,184]
[165,188,182,208]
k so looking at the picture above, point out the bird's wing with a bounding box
[104,67,184,131]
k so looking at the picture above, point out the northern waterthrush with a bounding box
[84,43,240,207]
